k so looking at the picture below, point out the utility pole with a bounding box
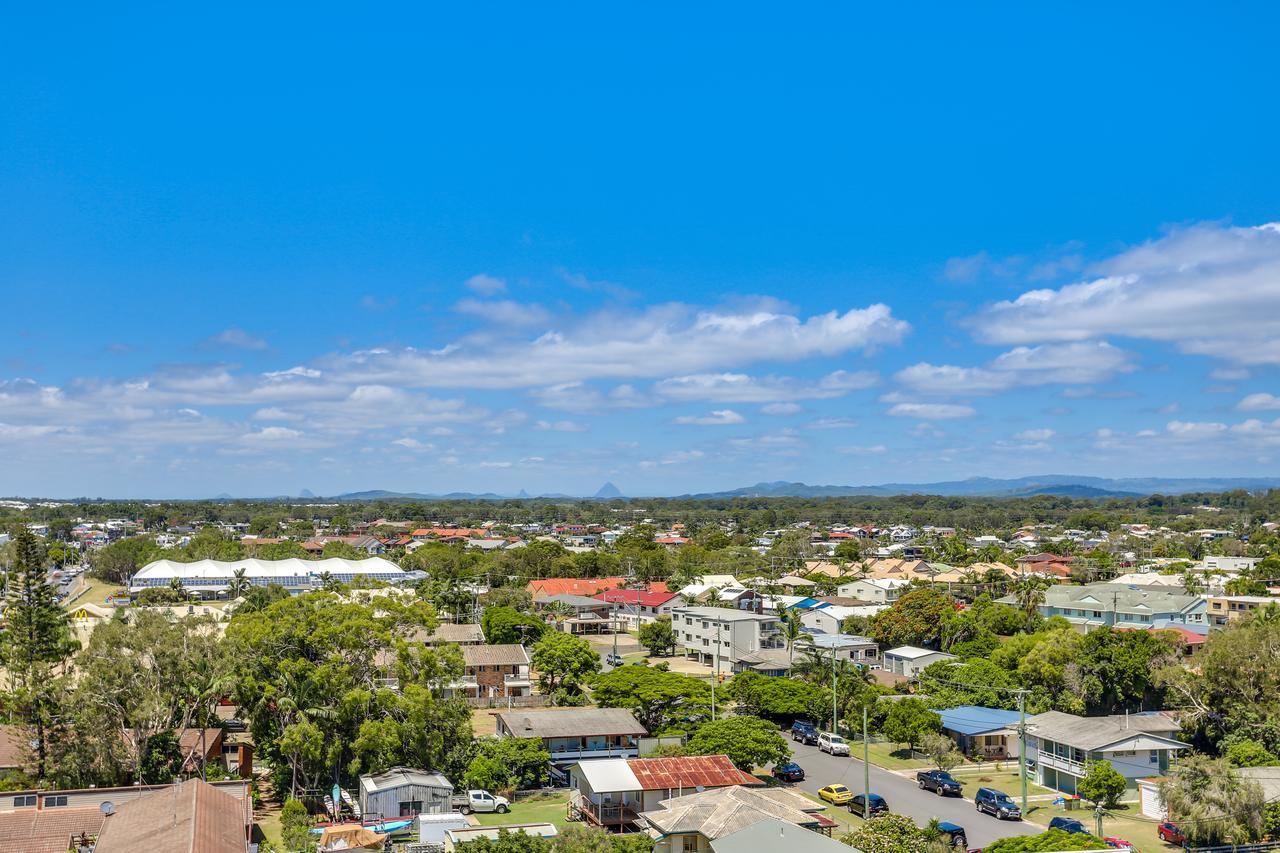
[611,603,619,659]
[862,705,870,813]
[830,646,838,736]
[1017,688,1029,814]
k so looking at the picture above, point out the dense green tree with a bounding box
[919,732,962,772]
[726,671,829,724]
[482,606,548,644]
[878,698,941,751]
[982,829,1107,852]
[0,526,78,779]
[1223,736,1280,767]
[869,588,954,649]
[464,737,551,792]
[840,813,934,853]
[281,798,316,853]
[637,616,677,656]
[590,665,710,733]
[1077,760,1126,809]
[530,632,600,695]
[1158,754,1265,846]
[685,715,790,771]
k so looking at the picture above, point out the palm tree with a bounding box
[1012,575,1052,621]
[316,570,341,592]
[782,609,807,664]
[229,566,251,599]
[1158,754,1264,847]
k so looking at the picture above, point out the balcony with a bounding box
[504,673,532,688]
[570,792,640,827]
[1038,749,1085,776]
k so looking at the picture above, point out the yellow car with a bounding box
[818,784,854,805]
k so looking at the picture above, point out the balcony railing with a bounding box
[1038,749,1085,775]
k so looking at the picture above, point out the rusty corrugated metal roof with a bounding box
[626,755,760,791]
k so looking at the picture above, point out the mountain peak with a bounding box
[593,481,623,499]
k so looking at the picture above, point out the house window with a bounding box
[44,795,68,807]
[398,800,423,816]
[12,795,35,807]
[1150,753,1160,763]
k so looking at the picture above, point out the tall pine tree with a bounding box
[2,525,78,778]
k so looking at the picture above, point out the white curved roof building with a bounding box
[129,557,407,594]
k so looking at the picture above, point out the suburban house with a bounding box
[640,785,840,853]
[673,606,783,668]
[1204,594,1277,626]
[443,824,559,851]
[1015,552,1076,578]
[835,577,909,604]
[450,644,533,699]
[882,646,957,677]
[1026,710,1186,795]
[494,708,648,764]
[937,706,1023,759]
[358,767,453,818]
[0,779,251,853]
[567,755,760,830]
[423,622,486,645]
[732,648,796,676]
[93,778,252,853]
[803,633,880,667]
[797,602,885,635]
[1138,766,1280,820]
[528,577,630,598]
[594,588,679,626]
[1006,583,1208,632]
[675,575,741,601]
[536,594,616,634]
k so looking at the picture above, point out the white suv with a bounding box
[818,732,850,756]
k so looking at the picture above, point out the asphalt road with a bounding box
[784,740,1042,849]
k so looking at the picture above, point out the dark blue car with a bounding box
[849,793,888,817]
[772,762,805,782]
[1049,816,1088,834]
[790,720,819,745]
[937,821,967,848]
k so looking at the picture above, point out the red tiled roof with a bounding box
[595,589,677,607]
[625,755,760,791]
[1016,552,1073,563]
[413,527,486,538]
[528,577,627,597]
[1117,625,1208,645]
[654,536,689,545]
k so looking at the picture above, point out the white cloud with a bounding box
[653,370,877,403]
[895,342,1133,396]
[204,328,268,351]
[974,222,1280,363]
[761,403,802,415]
[263,366,322,380]
[837,444,887,455]
[535,419,589,432]
[241,426,302,443]
[455,299,551,327]
[807,418,858,429]
[328,302,908,389]
[1212,368,1250,381]
[1013,428,1055,441]
[252,407,298,421]
[1166,420,1229,440]
[465,273,507,296]
[887,402,976,420]
[1238,393,1280,412]
[673,409,745,426]
[391,437,432,450]
[479,460,513,468]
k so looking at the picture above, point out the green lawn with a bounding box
[64,576,118,607]
[948,767,1054,798]
[853,741,932,770]
[473,792,571,829]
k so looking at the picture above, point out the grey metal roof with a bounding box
[1038,583,1202,615]
[495,707,647,739]
[359,766,452,794]
[537,594,611,609]
[671,606,776,622]
[711,819,859,853]
[427,623,485,644]
[1026,710,1183,751]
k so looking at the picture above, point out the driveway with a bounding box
[784,740,1042,849]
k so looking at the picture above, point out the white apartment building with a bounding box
[672,606,783,669]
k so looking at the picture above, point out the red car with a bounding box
[1103,838,1136,851]
[1158,821,1185,844]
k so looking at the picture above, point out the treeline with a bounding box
[3,489,1278,535]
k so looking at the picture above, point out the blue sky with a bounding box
[3,4,1280,497]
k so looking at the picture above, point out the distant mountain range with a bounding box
[305,475,1280,502]
[677,475,1280,499]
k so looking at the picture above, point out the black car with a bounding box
[772,762,805,782]
[916,769,963,796]
[1049,817,1088,834]
[849,793,889,817]
[936,821,967,849]
[790,720,819,745]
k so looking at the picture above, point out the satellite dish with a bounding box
[100,801,115,816]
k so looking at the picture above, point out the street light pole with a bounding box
[863,705,870,814]
[1017,689,1029,814]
